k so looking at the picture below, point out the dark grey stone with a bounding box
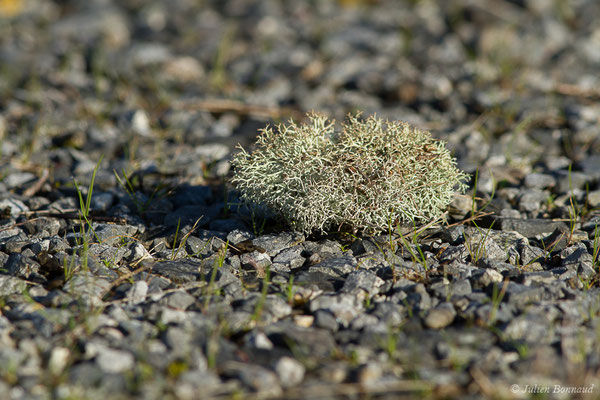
[440,225,465,245]
[88,243,129,266]
[469,302,515,325]
[5,253,41,280]
[309,293,363,327]
[518,243,546,266]
[272,245,305,269]
[226,229,254,245]
[496,218,568,237]
[304,240,345,260]
[47,237,70,254]
[404,283,432,312]
[22,217,61,236]
[308,255,357,277]
[222,361,282,396]
[184,236,213,257]
[341,269,384,295]
[266,321,336,358]
[431,278,472,298]
[439,245,469,264]
[69,362,105,387]
[92,223,138,246]
[313,310,338,332]
[239,250,271,274]
[64,271,111,299]
[163,327,194,357]
[151,259,204,283]
[370,302,405,327]
[252,232,304,257]
[349,238,381,255]
[561,242,594,275]
[503,282,545,306]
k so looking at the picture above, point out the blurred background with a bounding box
[0,0,599,190]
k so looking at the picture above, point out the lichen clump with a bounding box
[232,113,468,234]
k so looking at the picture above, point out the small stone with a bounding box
[127,242,153,263]
[371,302,405,327]
[226,229,254,245]
[341,270,385,296]
[503,314,553,344]
[252,232,304,257]
[159,308,188,325]
[424,302,456,329]
[184,236,212,256]
[496,218,568,237]
[503,282,544,306]
[244,331,273,350]
[126,109,151,137]
[240,251,271,275]
[474,269,504,287]
[158,290,196,310]
[586,190,600,208]
[23,217,61,236]
[265,322,336,357]
[518,188,549,212]
[310,293,363,327]
[152,259,204,283]
[163,56,204,82]
[357,362,383,385]
[127,281,148,305]
[0,276,27,296]
[580,155,600,181]
[275,357,305,388]
[3,173,36,189]
[90,192,115,211]
[349,238,381,256]
[561,242,594,272]
[293,315,314,328]
[308,255,357,277]
[0,198,29,217]
[48,347,70,375]
[223,361,282,396]
[272,246,305,269]
[92,223,138,246]
[519,244,546,266]
[95,347,134,373]
[524,173,555,189]
[313,310,338,332]
[404,283,432,312]
[440,225,466,245]
[64,272,111,299]
[350,313,379,330]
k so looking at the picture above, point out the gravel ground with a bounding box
[1,0,600,399]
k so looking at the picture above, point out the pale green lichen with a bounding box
[232,113,469,235]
